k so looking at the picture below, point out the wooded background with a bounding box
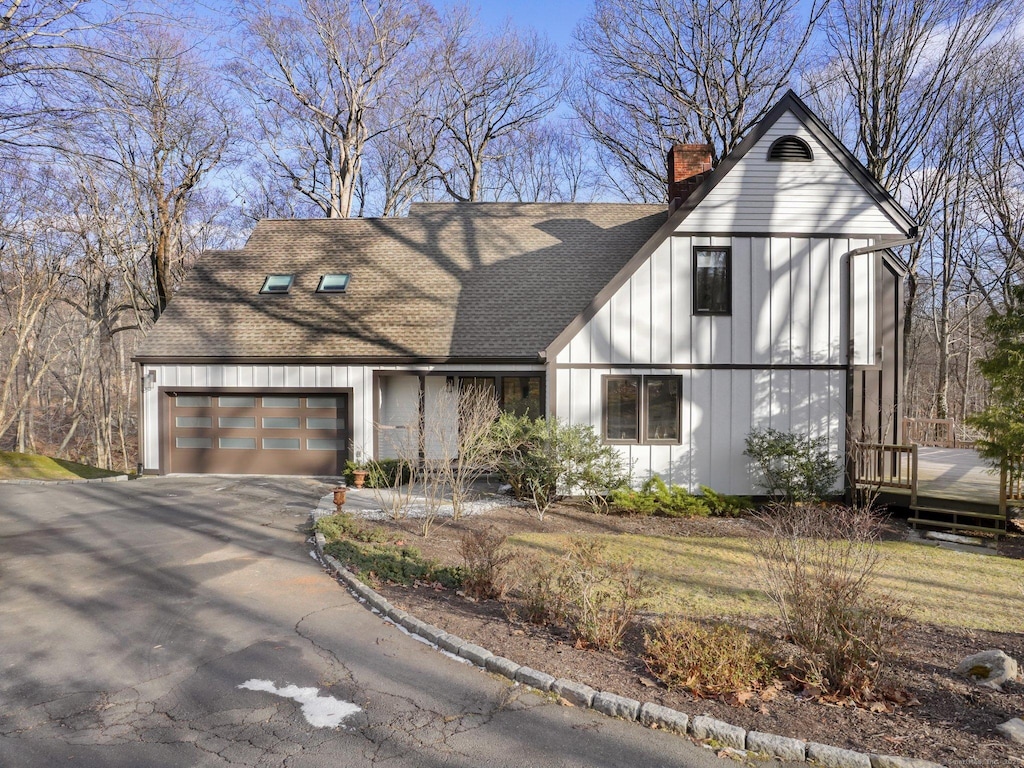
[1,0,1020,471]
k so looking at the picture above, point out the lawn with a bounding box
[510,531,1024,633]
[0,450,124,481]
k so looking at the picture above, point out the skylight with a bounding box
[260,274,294,294]
[317,274,351,293]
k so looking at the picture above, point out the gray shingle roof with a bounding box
[134,202,667,361]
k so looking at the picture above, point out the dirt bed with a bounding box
[354,502,1024,765]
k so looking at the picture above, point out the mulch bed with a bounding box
[354,502,1024,765]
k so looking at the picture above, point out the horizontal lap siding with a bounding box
[680,113,904,235]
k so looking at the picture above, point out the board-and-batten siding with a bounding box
[554,227,875,493]
[139,363,374,472]
[556,366,845,494]
[559,235,871,367]
[140,361,545,472]
[681,112,904,235]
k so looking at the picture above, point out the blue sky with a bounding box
[438,0,592,47]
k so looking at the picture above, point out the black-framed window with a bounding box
[457,375,542,419]
[604,375,681,444]
[693,246,731,315]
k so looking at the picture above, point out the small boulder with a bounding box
[953,649,1019,690]
[996,718,1024,744]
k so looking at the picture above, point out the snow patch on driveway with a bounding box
[238,679,361,728]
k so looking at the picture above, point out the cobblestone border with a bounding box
[311,500,944,768]
[0,474,129,485]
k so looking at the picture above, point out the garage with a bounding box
[166,391,349,475]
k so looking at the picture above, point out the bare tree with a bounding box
[491,121,598,203]
[572,0,824,200]
[231,0,434,219]
[805,0,1014,382]
[0,0,127,148]
[69,24,233,320]
[0,163,75,445]
[431,10,564,202]
[968,38,1024,308]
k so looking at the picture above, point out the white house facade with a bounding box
[133,92,915,492]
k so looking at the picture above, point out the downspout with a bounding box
[136,362,145,476]
[539,349,554,418]
[845,234,919,501]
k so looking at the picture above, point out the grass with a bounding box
[0,450,124,481]
[509,532,1024,633]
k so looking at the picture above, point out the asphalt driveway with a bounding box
[0,477,772,767]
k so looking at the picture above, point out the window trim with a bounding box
[260,274,294,294]
[603,375,641,445]
[692,245,732,316]
[602,374,682,445]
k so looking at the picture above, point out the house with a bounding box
[133,91,916,493]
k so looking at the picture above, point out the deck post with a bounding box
[1000,458,1008,526]
[910,444,918,509]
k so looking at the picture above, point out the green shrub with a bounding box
[644,618,775,696]
[314,513,391,544]
[324,538,465,588]
[489,414,630,519]
[610,476,710,517]
[314,512,361,541]
[554,538,654,651]
[743,427,841,502]
[343,458,412,488]
[318,512,463,588]
[699,485,755,517]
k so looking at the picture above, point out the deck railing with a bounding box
[902,418,956,448]
[1000,456,1024,518]
[853,442,918,507]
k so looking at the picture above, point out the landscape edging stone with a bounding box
[310,502,949,768]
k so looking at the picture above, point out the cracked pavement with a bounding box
[0,477,761,767]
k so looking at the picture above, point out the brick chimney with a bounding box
[667,143,713,207]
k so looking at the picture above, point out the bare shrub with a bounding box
[366,433,419,521]
[420,382,500,531]
[459,527,514,600]
[644,618,775,696]
[753,503,908,698]
[555,538,654,651]
[508,553,560,625]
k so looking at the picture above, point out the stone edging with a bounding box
[310,501,943,768]
[0,474,130,485]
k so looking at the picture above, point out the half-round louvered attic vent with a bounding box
[768,135,813,161]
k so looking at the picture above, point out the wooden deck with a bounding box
[913,447,1003,503]
[863,447,1020,535]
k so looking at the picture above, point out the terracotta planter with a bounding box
[332,486,347,507]
[352,469,368,489]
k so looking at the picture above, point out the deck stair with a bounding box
[907,495,1008,535]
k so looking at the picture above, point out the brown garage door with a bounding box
[168,392,348,475]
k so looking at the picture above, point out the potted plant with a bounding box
[345,459,369,489]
